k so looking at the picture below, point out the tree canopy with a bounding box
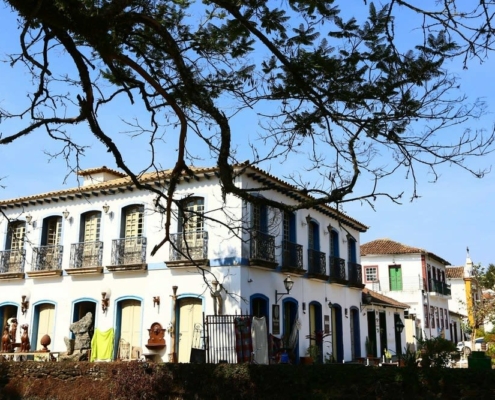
[1,0,495,252]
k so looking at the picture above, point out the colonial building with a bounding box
[360,239,452,350]
[447,249,485,342]
[0,164,399,363]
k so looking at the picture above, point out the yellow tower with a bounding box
[463,248,477,327]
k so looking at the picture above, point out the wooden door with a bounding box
[119,300,141,360]
[36,304,55,350]
[8,222,25,271]
[82,212,101,266]
[178,298,202,363]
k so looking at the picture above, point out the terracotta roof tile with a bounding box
[446,266,464,279]
[77,166,126,177]
[363,288,409,309]
[0,163,367,231]
[360,238,450,265]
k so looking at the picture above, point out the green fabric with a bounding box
[90,328,114,362]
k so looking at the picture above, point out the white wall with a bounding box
[0,169,369,362]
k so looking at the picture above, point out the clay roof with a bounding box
[446,266,464,279]
[362,288,409,309]
[77,166,126,177]
[360,238,450,266]
[0,163,367,231]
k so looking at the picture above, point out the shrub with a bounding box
[416,336,457,368]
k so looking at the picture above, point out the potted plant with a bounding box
[304,344,320,364]
[384,348,392,362]
[365,336,374,357]
[305,330,330,364]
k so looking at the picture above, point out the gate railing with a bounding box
[204,314,252,364]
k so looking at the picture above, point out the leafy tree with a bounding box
[1,0,495,254]
[460,262,495,351]
[480,263,495,290]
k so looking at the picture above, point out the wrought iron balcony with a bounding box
[249,230,276,268]
[169,231,208,261]
[328,256,346,282]
[347,261,364,287]
[428,279,451,296]
[69,241,103,268]
[110,237,147,268]
[281,240,304,275]
[307,249,327,279]
[32,245,63,271]
[0,249,25,274]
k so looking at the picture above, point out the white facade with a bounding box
[361,240,452,349]
[0,165,379,363]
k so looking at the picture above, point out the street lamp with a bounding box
[395,318,405,333]
[275,275,294,304]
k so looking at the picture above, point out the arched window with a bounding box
[172,197,206,261]
[121,205,144,239]
[72,211,103,268]
[4,221,26,273]
[252,199,268,234]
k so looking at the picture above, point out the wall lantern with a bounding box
[20,289,30,315]
[153,296,160,307]
[325,297,333,308]
[275,275,294,304]
[302,214,311,226]
[103,203,110,214]
[395,317,405,334]
[62,209,70,220]
[101,289,111,314]
[360,292,373,311]
[324,223,332,235]
[25,214,33,225]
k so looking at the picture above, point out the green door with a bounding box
[389,266,402,291]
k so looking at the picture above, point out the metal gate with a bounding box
[204,314,252,364]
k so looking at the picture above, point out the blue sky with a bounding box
[0,3,494,268]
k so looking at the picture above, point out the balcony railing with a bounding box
[0,249,25,274]
[307,249,327,277]
[281,240,303,270]
[69,241,103,268]
[250,230,276,264]
[170,231,208,261]
[329,256,346,282]
[347,262,363,286]
[111,237,147,266]
[32,245,63,271]
[428,279,451,296]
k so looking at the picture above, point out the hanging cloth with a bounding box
[90,328,114,362]
[251,316,269,364]
[234,317,252,363]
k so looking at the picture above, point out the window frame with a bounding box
[364,266,378,283]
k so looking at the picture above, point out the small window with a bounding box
[365,266,378,283]
[424,304,429,328]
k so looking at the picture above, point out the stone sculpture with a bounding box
[61,312,93,361]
